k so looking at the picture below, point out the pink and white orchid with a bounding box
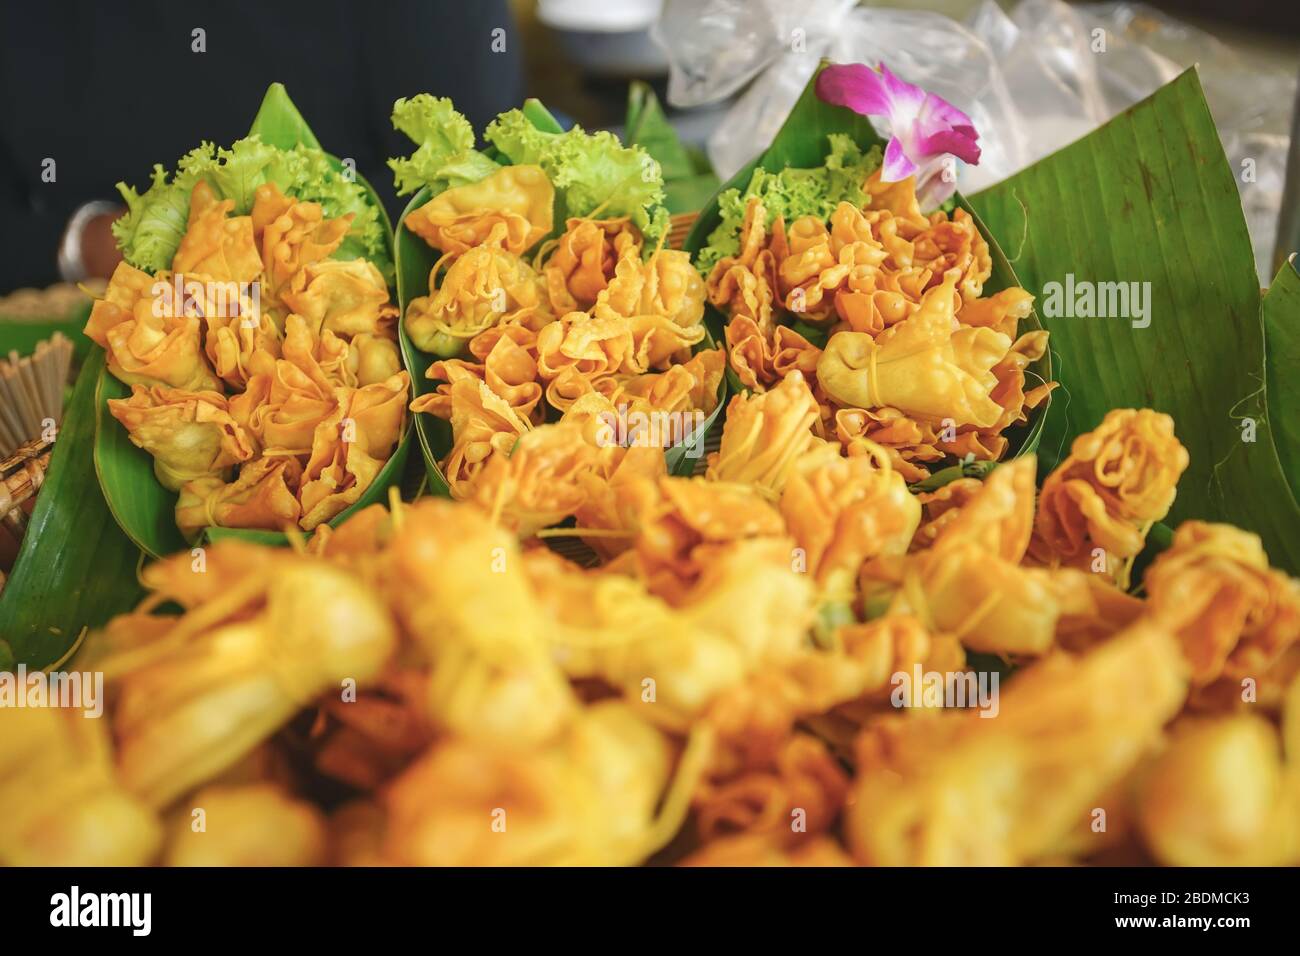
[815,62,980,209]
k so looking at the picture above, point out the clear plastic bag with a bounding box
[653,0,1296,277]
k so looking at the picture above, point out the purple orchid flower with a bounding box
[815,62,980,208]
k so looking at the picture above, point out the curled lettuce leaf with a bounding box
[112,136,391,277]
[387,95,499,197]
[486,109,668,248]
[695,134,882,275]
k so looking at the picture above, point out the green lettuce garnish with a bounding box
[486,108,669,248]
[695,135,882,275]
[112,135,390,277]
[387,95,500,197]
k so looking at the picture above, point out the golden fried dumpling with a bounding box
[817,271,1010,427]
[175,456,303,536]
[405,243,549,358]
[724,316,821,393]
[162,783,327,867]
[604,346,725,419]
[98,553,397,808]
[281,258,398,340]
[0,706,162,866]
[200,289,281,389]
[705,370,826,497]
[348,332,403,387]
[1137,714,1300,866]
[85,261,158,347]
[108,384,256,490]
[847,622,1187,865]
[543,217,640,313]
[1030,408,1189,581]
[536,310,636,376]
[251,182,352,312]
[1144,521,1300,688]
[251,357,336,455]
[707,196,780,335]
[382,702,675,866]
[596,241,705,337]
[87,267,224,392]
[469,422,601,536]
[405,164,554,257]
[421,323,544,424]
[172,181,263,286]
[384,499,578,745]
[297,387,399,532]
[780,449,920,599]
[412,377,531,499]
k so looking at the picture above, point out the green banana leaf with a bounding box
[625,81,720,215]
[0,350,145,667]
[396,97,722,490]
[0,313,93,363]
[92,83,409,558]
[1263,258,1300,502]
[969,68,1300,573]
[682,61,1052,464]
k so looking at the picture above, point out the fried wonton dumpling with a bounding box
[348,332,403,387]
[340,371,409,460]
[85,261,159,347]
[846,622,1187,865]
[251,357,337,455]
[468,422,601,536]
[108,384,256,490]
[1136,713,1300,866]
[592,476,791,606]
[817,271,1010,427]
[595,239,707,332]
[411,377,531,499]
[602,346,725,419]
[706,196,780,335]
[705,370,826,498]
[298,431,384,531]
[98,554,396,808]
[405,164,554,257]
[780,449,920,599]
[862,458,1074,657]
[1030,408,1189,581]
[382,702,674,865]
[724,316,821,393]
[384,499,578,746]
[251,182,352,312]
[543,217,640,313]
[421,323,544,423]
[405,244,549,358]
[175,456,303,536]
[0,706,162,866]
[200,289,282,389]
[281,258,398,340]
[172,181,263,286]
[1144,521,1300,688]
[103,304,223,393]
[295,374,407,531]
[535,311,641,404]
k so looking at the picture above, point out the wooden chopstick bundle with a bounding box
[0,332,73,458]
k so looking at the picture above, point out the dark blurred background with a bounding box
[0,0,1296,303]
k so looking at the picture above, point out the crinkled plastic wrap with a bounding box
[653,0,1295,278]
